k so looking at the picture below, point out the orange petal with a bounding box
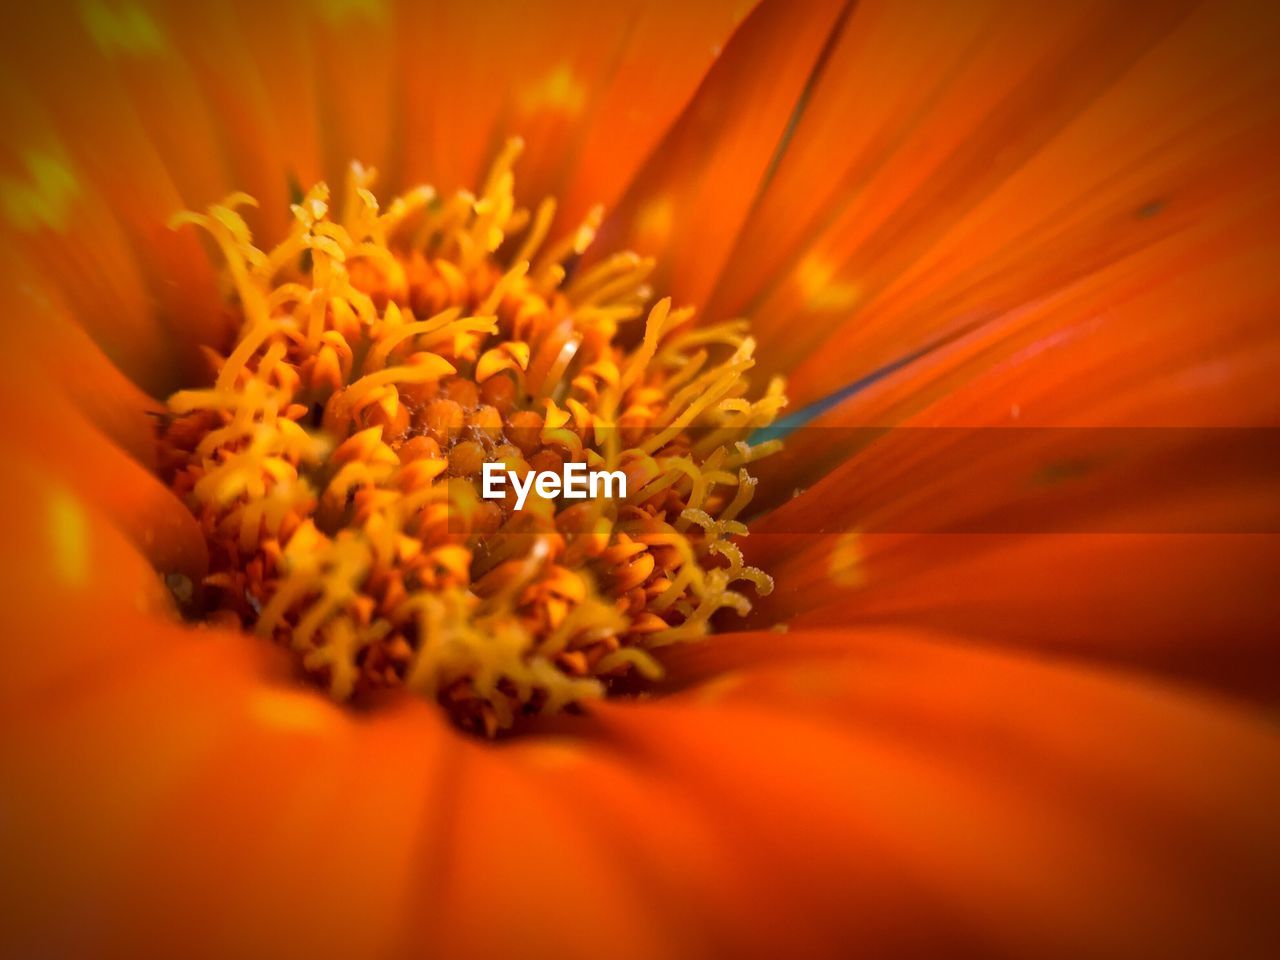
[593,0,848,308]
[0,369,207,581]
[738,140,1280,701]
[0,9,227,374]
[746,411,1280,700]
[0,457,176,705]
[395,0,759,218]
[414,737,696,958]
[706,0,1280,399]
[589,628,1280,955]
[107,695,451,958]
[0,621,330,955]
[754,179,1280,510]
[0,174,179,392]
[0,277,165,461]
[133,0,325,234]
[462,728,836,956]
[310,2,396,184]
[750,528,1280,705]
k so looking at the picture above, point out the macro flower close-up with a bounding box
[1,0,1278,957]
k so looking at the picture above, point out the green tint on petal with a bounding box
[0,148,78,232]
[79,0,168,57]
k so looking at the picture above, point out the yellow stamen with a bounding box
[159,140,786,735]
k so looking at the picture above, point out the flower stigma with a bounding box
[157,138,786,735]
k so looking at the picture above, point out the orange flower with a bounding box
[1,1,1278,957]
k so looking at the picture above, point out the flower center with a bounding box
[158,139,785,735]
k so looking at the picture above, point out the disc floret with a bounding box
[160,139,785,734]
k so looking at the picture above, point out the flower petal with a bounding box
[0,373,207,580]
[392,0,760,219]
[737,158,1280,702]
[413,737,700,958]
[0,622,341,956]
[107,696,452,958]
[775,530,1280,705]
[592,0,849,307]
[752,168,1280,509]
[0,458,175,705]
[0,9,228,377]
[703,0,1280,401]
[588,627,1280,955]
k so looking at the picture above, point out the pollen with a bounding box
[158,138,786,735]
